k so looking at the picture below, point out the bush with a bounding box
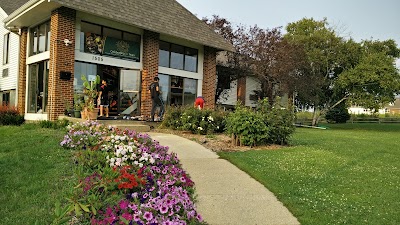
[226,99,296,146]
[38,119,70,129]
[325,107,351,123]
[0,105,24,126]
[162,106,227,134]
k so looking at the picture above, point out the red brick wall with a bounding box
[202,46,217,109]
[141,30,160,118]
[237,77,246,105]
[48,7,76,121]
[17,28,28,115]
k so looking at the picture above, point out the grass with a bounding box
[0,124,75,224]
[218,123,400,225]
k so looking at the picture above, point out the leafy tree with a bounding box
[285,18,400,125]
[204,16,306,106]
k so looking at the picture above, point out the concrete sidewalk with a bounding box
[148,132,299,225]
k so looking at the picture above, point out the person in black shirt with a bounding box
[98,79,110,117]
[148,77,164,121]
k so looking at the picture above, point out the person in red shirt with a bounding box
[194,96,205,109]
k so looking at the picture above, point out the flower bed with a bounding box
[59,121,204,225]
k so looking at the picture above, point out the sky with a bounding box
[177,0,400,67]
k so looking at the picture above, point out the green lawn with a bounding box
[219,123,400,225]
[0,124,75,224]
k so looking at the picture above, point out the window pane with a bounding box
[159,41,170,67]
[123,32,140,42]
[3,34,9,64]
[31,28,38,55]
[74,62,97,93]
[170,76,183,106]
[183,78,197,105]
[46,22,51,51]
[184,48,198,72]
[170,44,184,70]
[38,24,46,53]
[28,64,38,113]
[81,22,101,34]
[103,27,122,39]
[43,61,49,112]
[158,74,170,103]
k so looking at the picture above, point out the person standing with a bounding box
[98,79,110,117]
[148,77,164,121]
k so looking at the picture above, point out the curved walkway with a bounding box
[148,132,299,225]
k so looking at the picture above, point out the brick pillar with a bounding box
[17,28,28,115]
[141,30,160,118]
[48,7,76,121]
[237,77,246,105]
[202,46,217,109]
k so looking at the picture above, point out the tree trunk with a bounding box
[312,108,320,126]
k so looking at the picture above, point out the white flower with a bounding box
[208,116,214,121]
[198,127,203,131]
[138,163,143,168]
[149,158,155,164]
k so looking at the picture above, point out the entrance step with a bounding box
[59,116,151,132]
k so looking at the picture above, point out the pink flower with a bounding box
[122,212,133,221]
[119,200,129,210]
[143,211,153,221]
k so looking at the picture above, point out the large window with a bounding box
[80,21,141,61]
[158,74,197,106]
[29,21,50,56]
[159,41,198,72]
[3,33,9,64]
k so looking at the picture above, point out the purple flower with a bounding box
[143,211,153,221]
[159,205,168,214]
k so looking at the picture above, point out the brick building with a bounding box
[3,0,233,121]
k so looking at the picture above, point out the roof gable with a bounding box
[52,0,234,51]
[0,0,29,15]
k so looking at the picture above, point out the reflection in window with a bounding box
[159,41,170,67]
[158,74,169,103]
[103,27,122,39]
[29,21,50,56]
[74,62,98,93]
[27,61,49,113]
[183,78,197,106]
[158,41,198,72]
[184,48,198,72]
[38,24,46,53]
[170,44,184,70]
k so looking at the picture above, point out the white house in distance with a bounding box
[0,1,25,107]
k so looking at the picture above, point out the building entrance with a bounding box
[98,65,141,116]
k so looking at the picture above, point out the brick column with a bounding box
[237,77,246,105]
[141,30,160,118]
[202,46,217,109]
[48,7,76,121]
[17,28,28,115]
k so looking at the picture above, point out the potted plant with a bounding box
[81,75,101,120]
[73,93,83,118]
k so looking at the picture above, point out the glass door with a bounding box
[27,61,49,113]
[119,70,141,116]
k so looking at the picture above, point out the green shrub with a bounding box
[325,107,351,123]
[39,119,70,129]
[226,105,269,146]
[162,106,227,134]
[0,105,25,126]
[226,99,296,146]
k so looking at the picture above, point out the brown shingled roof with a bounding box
[0,0,29,15]
[52,0,234,52]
